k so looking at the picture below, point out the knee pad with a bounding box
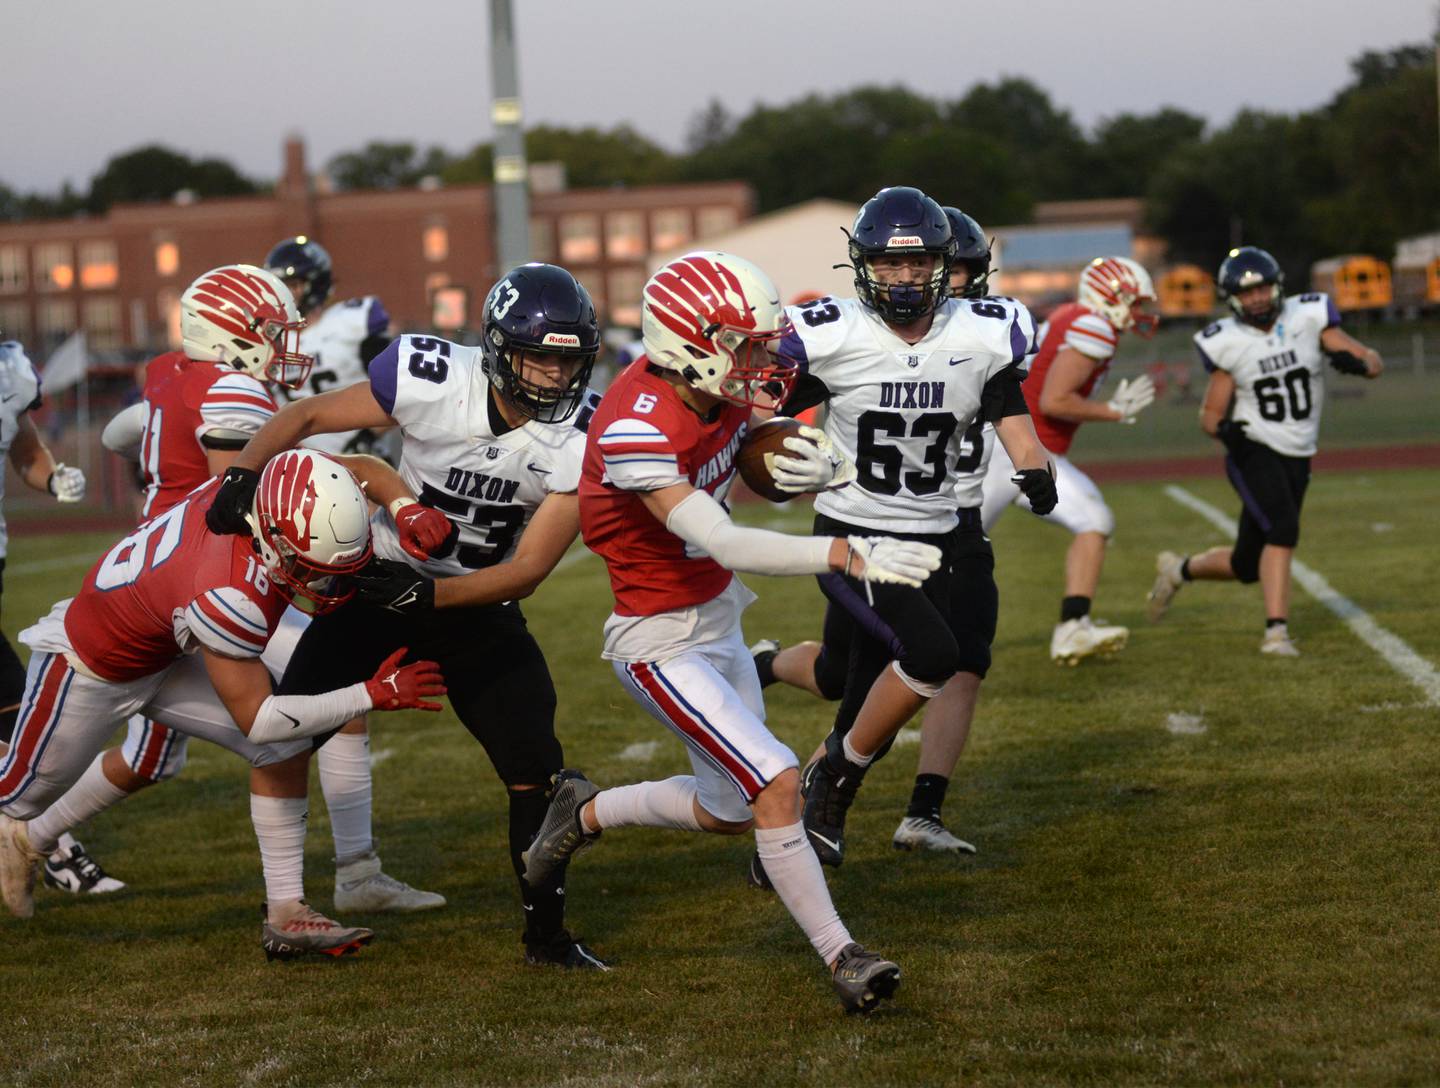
[952,636,992,681]
[891,660,947,700]
[812,646,847,702]
[896,634,959,689]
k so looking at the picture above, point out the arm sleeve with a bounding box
[199,374,275,437]
[101,403,147,459]
[596,416,685,490]
[665,489,833,576]
[781,373,831,416]
[979,364,1030,422]
[246,684,374,744]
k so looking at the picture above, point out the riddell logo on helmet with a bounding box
[886,236,923,247]
[541,333,581,348]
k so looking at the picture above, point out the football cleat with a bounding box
[801,756,858,867]
[1050,617,1128,666]
[261,900,374,961]
[892,815,976,855]
[748,638,781,688]
[1147,551,1186,622]
[524,929,612,972]
[1260,628,1300,657]
[334,851,446,913]
[0,816,43,918]
[831,942,901,1014]
[746,850,774,891]
[44,840,126,895]
[522,769,601,888]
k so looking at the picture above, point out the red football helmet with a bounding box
[181,264,314,388]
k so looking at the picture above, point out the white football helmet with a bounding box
[251,450,372,614]
[641,251,795,408]
[1078,257,1159,337]
[181,264,314,388]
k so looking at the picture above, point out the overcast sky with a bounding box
[6,0,1433,193]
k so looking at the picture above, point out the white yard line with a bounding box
[368,747,395,769]
[1165,484,1440,707]
[7,551,98,576]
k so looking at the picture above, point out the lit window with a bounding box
[651,209,690,252]
[155,242,179,277]
[559,215,601,264]
[0,246,26,293]
[159,289,182,349]
[35,243,74,291]
[423,225,449,263]
[529,218,555,262]
[431,286,469,329]
[606,267,646,328]
[696,206,738,239]
[0,301,30,343]
[605,212,646,261]
[79,240,119,290]
[82,297,122,350]
[37,298,77,344]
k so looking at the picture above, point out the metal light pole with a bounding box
[490,0,530,271]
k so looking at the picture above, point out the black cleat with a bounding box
[831,942,901,1014]
[746,850,773,891]
[801,756,858,867]
[524,929,612,972]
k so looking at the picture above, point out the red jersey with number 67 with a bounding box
[579,359,750,617]
[64,479,290,682]
[136,352,277,518]
[1023,302,1119,456]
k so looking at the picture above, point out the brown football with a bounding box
[737,416,812,503]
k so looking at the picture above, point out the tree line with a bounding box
[3,41,1434,284]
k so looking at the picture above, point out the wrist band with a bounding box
[388,497,415,519]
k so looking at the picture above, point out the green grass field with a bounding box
[2,468,1439,1086]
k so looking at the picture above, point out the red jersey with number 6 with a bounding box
[579,359,750,616]
[136,352,277,518]
[64,479,290,682]
[1022,302,1119,456]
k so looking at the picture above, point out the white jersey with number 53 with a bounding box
[1194,292,1339,458]
[778,295,1035,533]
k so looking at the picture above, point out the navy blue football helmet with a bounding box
[941,207,992,300]
[1218,246,1284,328]
[265,236,334,315]
[481,264,599,424]
[846,187,954,324]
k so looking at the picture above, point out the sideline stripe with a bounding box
[1165,485,1440,707]
[8,552,97,576]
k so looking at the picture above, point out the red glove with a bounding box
[393,502,457,562]
[364,648,447,711]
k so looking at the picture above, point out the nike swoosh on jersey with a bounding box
[527,463,552,475]
[948,356,973,366]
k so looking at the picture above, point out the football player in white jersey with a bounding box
[265,236,394,457]
[207,263,612,969]
[1147,247,1383,655]
[771,187,1056,868]
[0,340,94,883]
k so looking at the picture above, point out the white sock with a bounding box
[755,821,851,964]
[250,794,308,907]
[591,776,703,832]
[841,733,875,770]
[28,753,129,855]
[317,731,373,863]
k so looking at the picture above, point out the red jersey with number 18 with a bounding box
[63,479,290,682]
[579,359,750,617]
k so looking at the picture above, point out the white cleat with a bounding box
[334,852,446,913]
[1260,627,1300,657]
[892,815,976,855]
[0,816,44,918]
[1147,551,1186,622]
[1050,616,1129,666]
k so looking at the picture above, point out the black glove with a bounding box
[353,557,435,615]
[205,466,261,534]
[1215,418,1249,456]
[1012,462,1058,516]
[1326,349,1369,376]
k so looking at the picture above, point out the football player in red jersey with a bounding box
[521,252,943,1013]
[981,256,1160,665]
[0,450,444,956]
[70,265,443,914]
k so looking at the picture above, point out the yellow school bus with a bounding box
[1157,264,1215,318]
[1393,256,1440,311]
[1309,255,1392,311]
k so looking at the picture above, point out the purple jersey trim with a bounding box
[367,298,391,338]
[777,326,810,374]
[1195,343,1218,373]
[368,339,400,415]
[1324,295,1341,329]
[1008,314,1032,364]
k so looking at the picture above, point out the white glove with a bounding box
[845,535,942,589]
[48,464,86,503]
[1106,375,1156,424]
[770,425,857,493]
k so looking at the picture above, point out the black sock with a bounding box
[753,649,778,688]
[1180,557,1193,581]
[1060,595,1091,622]
[907,774,949,820]
[508,787,567,945]
[1266,617,1288,629]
